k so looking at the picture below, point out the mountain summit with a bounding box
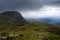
[0,11,28,27]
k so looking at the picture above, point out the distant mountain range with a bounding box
[0,11,28,27]
[26,18,60,26]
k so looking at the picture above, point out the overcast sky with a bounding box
[0,0,60,19]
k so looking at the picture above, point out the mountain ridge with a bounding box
[0,11,28,27]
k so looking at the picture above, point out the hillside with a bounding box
[0,22,60,40]
[0,11,28,27]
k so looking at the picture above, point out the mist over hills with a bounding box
[0,11,60,26]
[26,18,60,26]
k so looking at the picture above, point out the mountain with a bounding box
[0,11,28,27]
[0,22,60,40]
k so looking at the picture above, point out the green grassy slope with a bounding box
[0,22,60,40]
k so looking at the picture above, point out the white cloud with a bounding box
[20,5,60,19]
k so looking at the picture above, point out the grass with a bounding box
[0,22,60,40]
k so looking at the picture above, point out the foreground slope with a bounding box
[0,11,28,27]
[0,22,60,40]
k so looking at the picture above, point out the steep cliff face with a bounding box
[0,11,28,27]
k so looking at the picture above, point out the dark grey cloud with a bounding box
[0,0,42,11]
[40,0,60,5]
[0,0,60,12]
